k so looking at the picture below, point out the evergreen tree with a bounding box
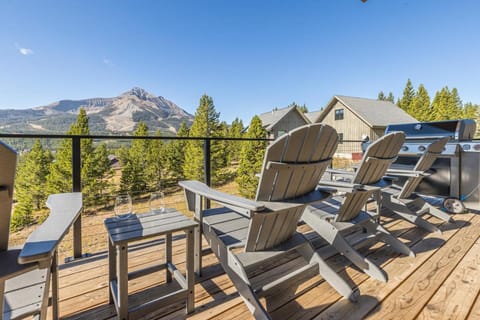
[463,102,478,119]
[47,108,111,207]
[227,118,244,163]
[430,86,463,120]
[120,122,151,196]
[183,95,223,183]
[236,116,267,199]
[11,140,52,230]
[387,92,395,102]
[288,102,308,113]
[377,91,386,100]
[146,130,165,191]
[410,84,431,121]
[398,79,415,112]
[164,121,189,183]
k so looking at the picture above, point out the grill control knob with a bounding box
[474,144,480,151]
[401,146,409,151]
[418,145,426,152]
[463,144,471,151]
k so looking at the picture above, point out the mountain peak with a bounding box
[123,87,156,100]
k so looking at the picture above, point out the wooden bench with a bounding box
[1,192,83,320]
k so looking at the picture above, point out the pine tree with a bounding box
[47,108,111,208]
[11,139,52,230]
[410,84,431,121]
[463,102,478,119]
[164,121,189,183]
[398,79,415,112]
[387,92,395,102]
[120,122,151,196]
[377,91,386,100]
[288,102,308,113]
[146,130,165,191]
[183,95,222,183]
[430,86,463,120]
[236,116,267,199]
[227,118,244,164]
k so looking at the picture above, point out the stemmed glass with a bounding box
[114,194,133,220]
[149,191,165,214]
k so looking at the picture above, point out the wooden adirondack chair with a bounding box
[302,132,415,283]
[0,141,83,320]
[180,123,358,320]
[381,137,453,233]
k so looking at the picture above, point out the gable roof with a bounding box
[317,95,417,127]
[304,111,322,123]
[258,106,310,130]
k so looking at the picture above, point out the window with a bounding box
[334,109,344,120]
[338,133,344,144]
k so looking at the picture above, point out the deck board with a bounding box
[53,208,480,320]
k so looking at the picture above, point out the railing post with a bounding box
[72,136,82,258]
[203,139,211,209]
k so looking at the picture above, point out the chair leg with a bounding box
[227,269,271,320]
[297,242,360,301]
[383,198,441,233]
[423,202,454,222]
[363,220,415,257]
[302,211,387,283]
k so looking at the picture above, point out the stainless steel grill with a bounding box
[384,119,480,211]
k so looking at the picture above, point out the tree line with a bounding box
[378,79,478,121]
[10,94,267,230]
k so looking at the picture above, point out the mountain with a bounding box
[0,87,194,135]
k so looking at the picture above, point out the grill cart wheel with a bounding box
[443,197,466,214]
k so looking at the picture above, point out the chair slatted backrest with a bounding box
[0,141,17,251]
[398,137,449,199]
[336,132,405,222]
[246,124,338,252]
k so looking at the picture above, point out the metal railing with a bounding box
[0,133,272,260]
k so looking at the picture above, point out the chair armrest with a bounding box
[319,179,387,193]
[326,168,355,176]
[386,169,425,178]
[179,180,265,218]
[18,193,83,264]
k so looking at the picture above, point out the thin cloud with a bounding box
[14,43,34,56]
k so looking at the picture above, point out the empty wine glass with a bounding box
[149,191,165,214]
[114,194,133,220]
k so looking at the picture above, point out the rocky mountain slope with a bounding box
[0,87,193,135]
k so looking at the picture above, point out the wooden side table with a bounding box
[104,209,198,320]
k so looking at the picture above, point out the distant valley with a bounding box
[0,87,194,135]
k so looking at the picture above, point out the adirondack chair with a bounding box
[302,132,415,283]
[0,141,83,320]
[180,123,358,320]
[381,137,453,233]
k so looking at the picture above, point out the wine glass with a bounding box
[114,194,133,220]
[149,191,165,214]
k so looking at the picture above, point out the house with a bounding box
[313,95,417,159]
[258,106,311,139]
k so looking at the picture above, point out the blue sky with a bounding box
[1,0,480,123]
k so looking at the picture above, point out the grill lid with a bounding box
[385,119,476,141]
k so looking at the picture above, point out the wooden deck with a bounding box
[54,208,480,320]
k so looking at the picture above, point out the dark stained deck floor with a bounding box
[54,208,480,320]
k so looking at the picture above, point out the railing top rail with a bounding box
[0,133,273,142]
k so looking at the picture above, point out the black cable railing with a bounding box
[0,133,273,259]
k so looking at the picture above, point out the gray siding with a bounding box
[269,110,308,139]
[318,101,373,154]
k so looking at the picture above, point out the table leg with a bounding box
[51,251,59,320]
[108,238,115,304]
[186,228,195,313]
[117,244,128,320]
[165,233,172,283]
